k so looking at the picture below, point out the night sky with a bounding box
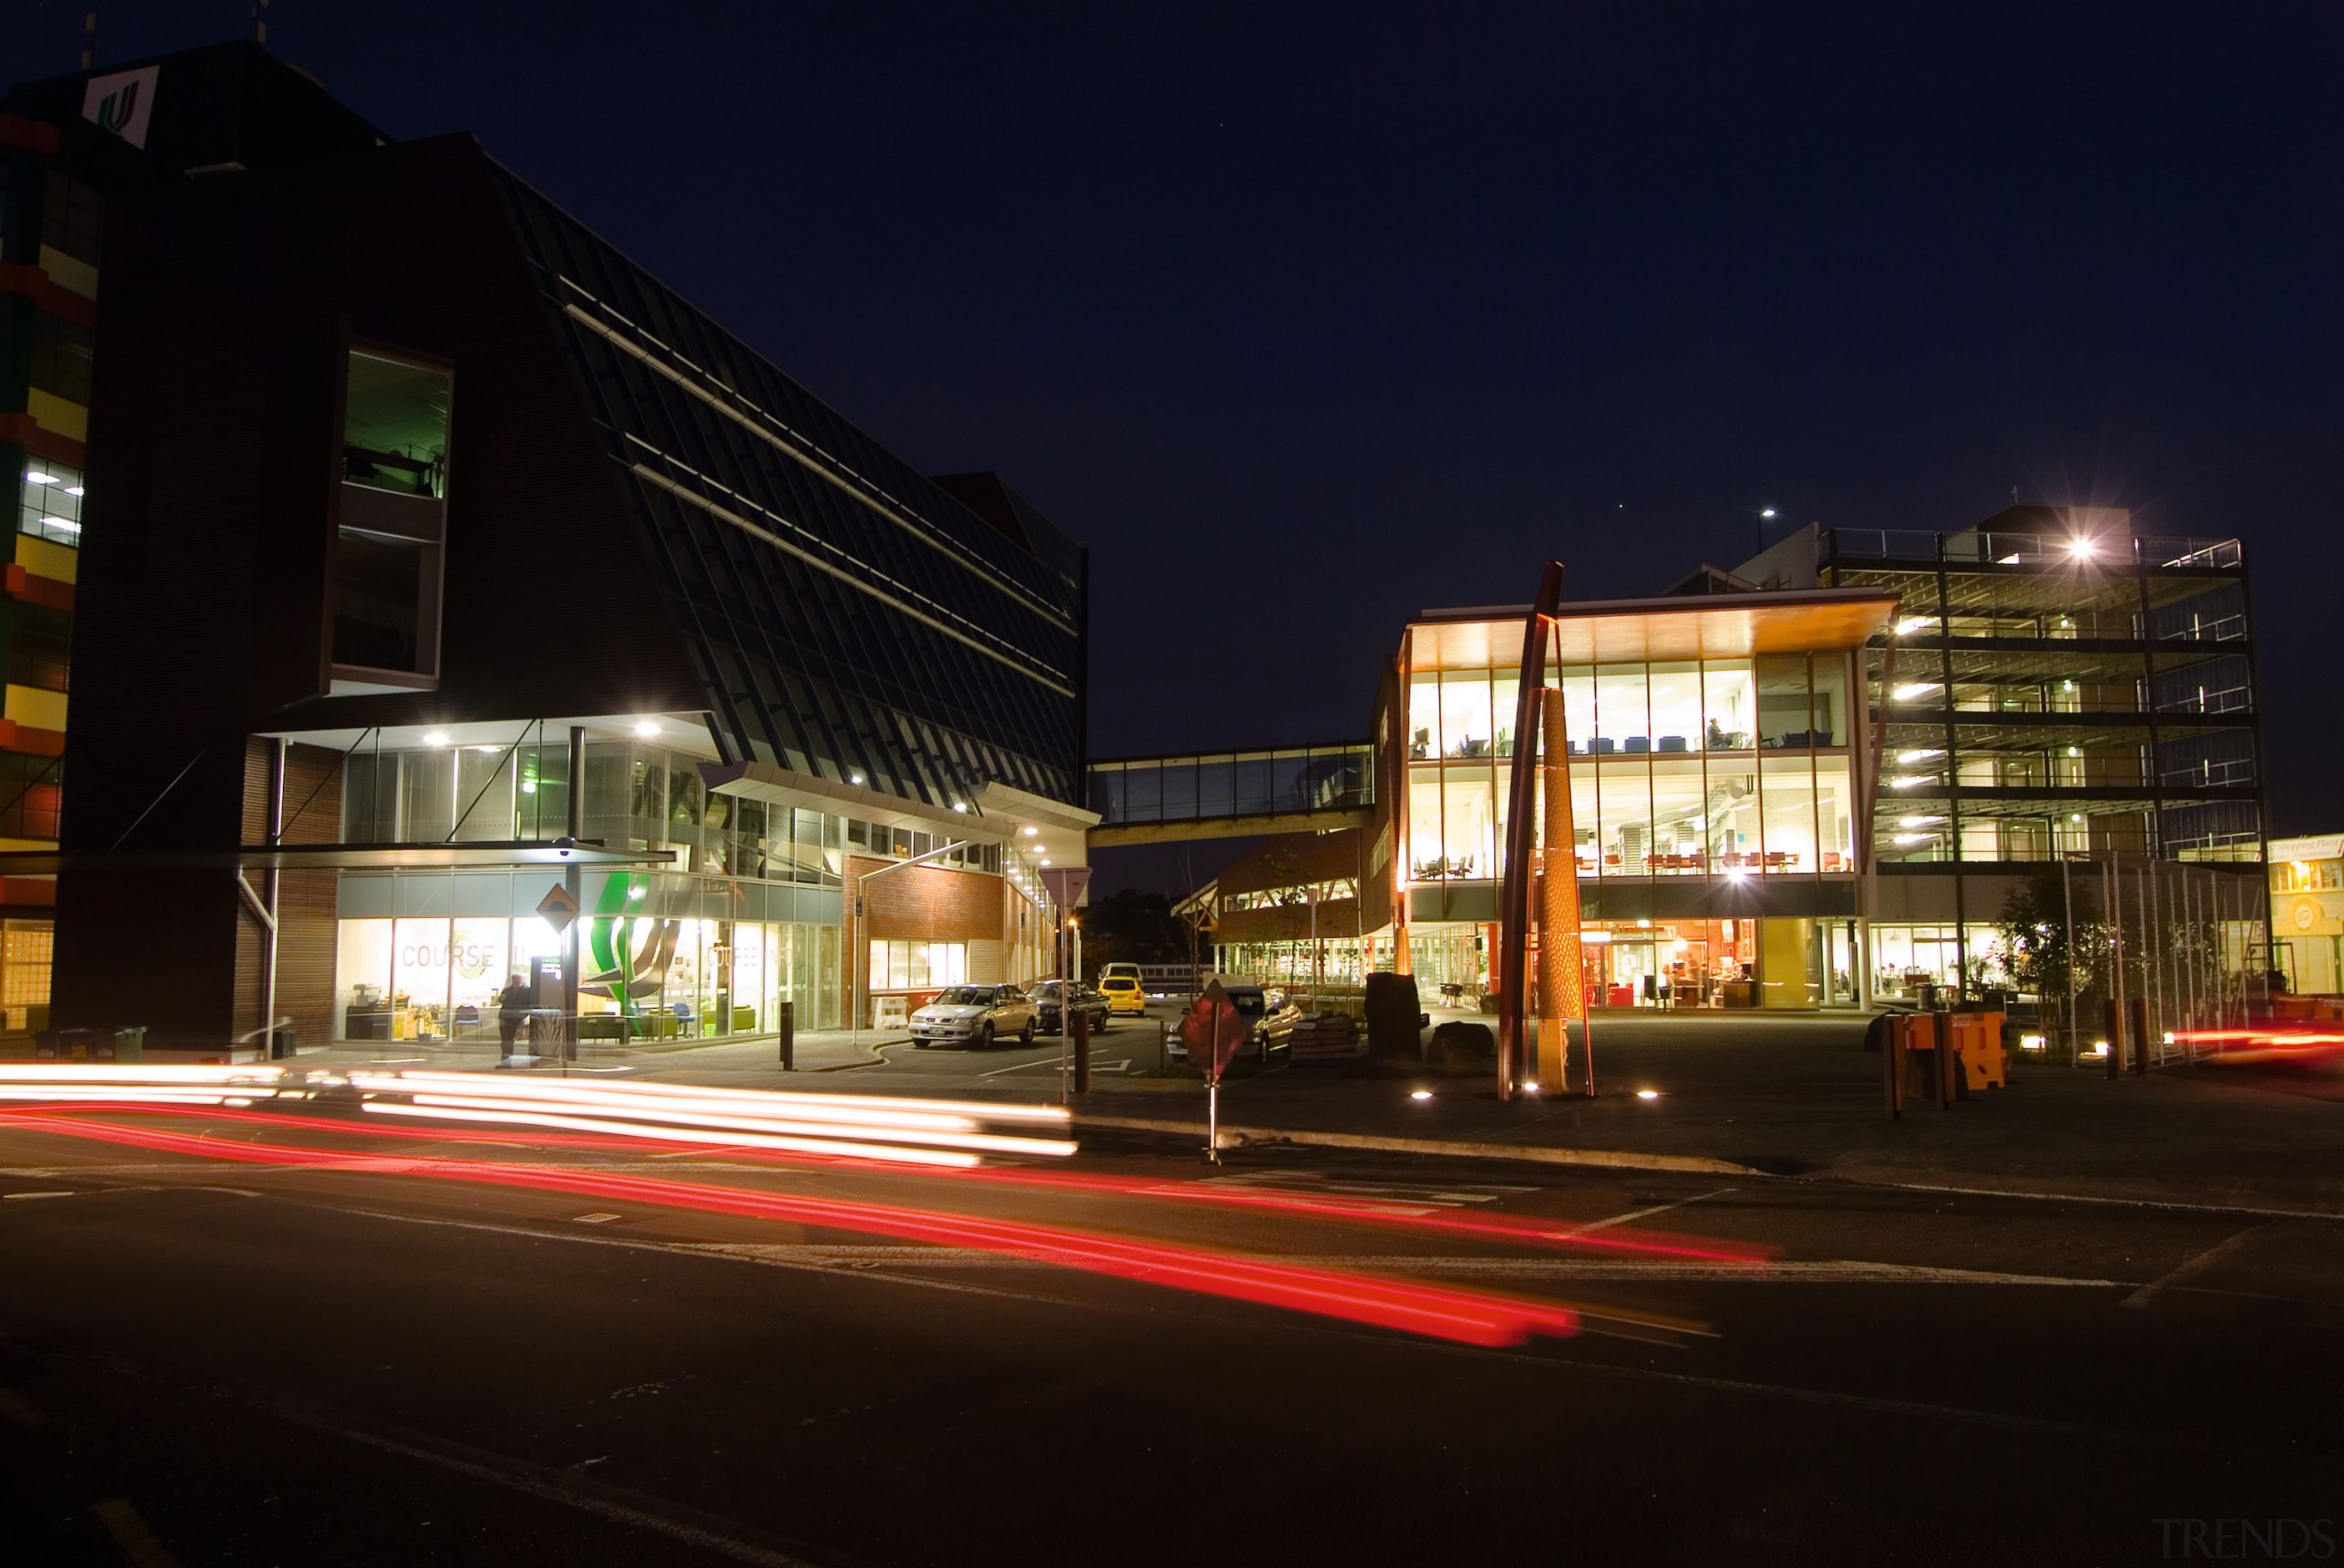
[29,3,2342,882]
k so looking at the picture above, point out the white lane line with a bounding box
[976,1057,1062,1076]
[1572,1187,1736,1233]
[2,1190,75,1200]
[92,1498,184,1568]
[1859,1178,2344,1224]
[2122,1223,2267,1310]
[0,1386,46,1427]
[311,1202,1069,1306]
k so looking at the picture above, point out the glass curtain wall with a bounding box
[1406,653,1861,883]
[334,876,843,1044]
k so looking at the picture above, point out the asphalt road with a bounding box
[4,1098,2340,1568]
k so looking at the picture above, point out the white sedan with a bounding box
[909,985,1038,1049]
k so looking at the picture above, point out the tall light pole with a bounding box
[1755,505,1778,561]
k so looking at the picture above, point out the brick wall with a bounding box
[851,856,1004,942]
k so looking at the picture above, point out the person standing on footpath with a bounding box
[494,973,532,1066]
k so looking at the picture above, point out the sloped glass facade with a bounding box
[493,172,1085,810]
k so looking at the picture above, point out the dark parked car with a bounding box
[1033,980,1111,1036]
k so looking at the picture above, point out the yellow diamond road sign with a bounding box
[537,882,580,933]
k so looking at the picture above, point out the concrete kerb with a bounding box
[1069,1112,1763,1177]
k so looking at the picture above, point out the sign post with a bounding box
[1178,979,1246,1163]
[1039,866,1092,1103]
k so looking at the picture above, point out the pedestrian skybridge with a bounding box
[1086,742,1373,846]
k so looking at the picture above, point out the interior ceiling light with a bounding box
[1023,826,1039,836]
[1889,775,1928,789]
[24,470,58,486]
[1898,815,1944,827]
[64,485,85,497]
[634,719,659,737]
[952,803,969,813]
[1896,748,1943,762]
[1894,616,1932,636]
[472,745,500,754]
[1893,832,1934,845]
[1891,683,1938,701]
[422,731,450,747]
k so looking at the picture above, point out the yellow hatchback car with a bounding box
[1098,975,1148,1016]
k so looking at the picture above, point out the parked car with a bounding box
[909,984,1037,1048]
[1033,980,1110,1036]
[1099,974,1149,1016]
[1166,984,1302,1065]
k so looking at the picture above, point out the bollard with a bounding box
[2129,996,2150,1078]
[1071,1004,1091,1094]
[2103,998,2122,1079]
[777,1000,795,1071]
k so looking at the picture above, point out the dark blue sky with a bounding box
[33,2,2342,856]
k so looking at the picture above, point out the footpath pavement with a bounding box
[293,1010,2344,1217]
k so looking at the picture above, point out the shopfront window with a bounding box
[453,746,515,841]
[1646,663,1700,753]
[870,940,969,990]
[1648,757,1705,872]
[400,752,454,843]
[1709,768,1759,867]
[1439,673,1492,760]
[1811,654,1849,747]
[1408,671,1439,761]
[1702,661,1753,751]
[1815,755,1857,871]
[1755,654,1813,749]
[1594,665,1648,754]
[1492,674,1520,757]
[1759,753,1819,871]
[1440,767,1494,879]
[1407,770,1445,880]
[1559,666,1595,755]
[1596,758,1650,875]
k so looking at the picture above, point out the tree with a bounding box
[1998,865,2101,1016]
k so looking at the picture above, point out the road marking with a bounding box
[1573,1187,1735,1232]
[1194,1172,1536,1209]
[2122,1223,2267,1310]
[310,1201,1071,1306]
[0,1386,45,1427]
[571,1212,626,1224]
[2,1190,75,1200]
[1853,1179,2344,1224]
[976,1056,1063,1076]
[92,1498,184,1568]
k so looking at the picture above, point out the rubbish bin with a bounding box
[269,1025,297,1059]
[776,1000,795,1070]
[113,1026,145,1064]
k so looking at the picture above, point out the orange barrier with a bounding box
[1883,1009,2007,1118]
